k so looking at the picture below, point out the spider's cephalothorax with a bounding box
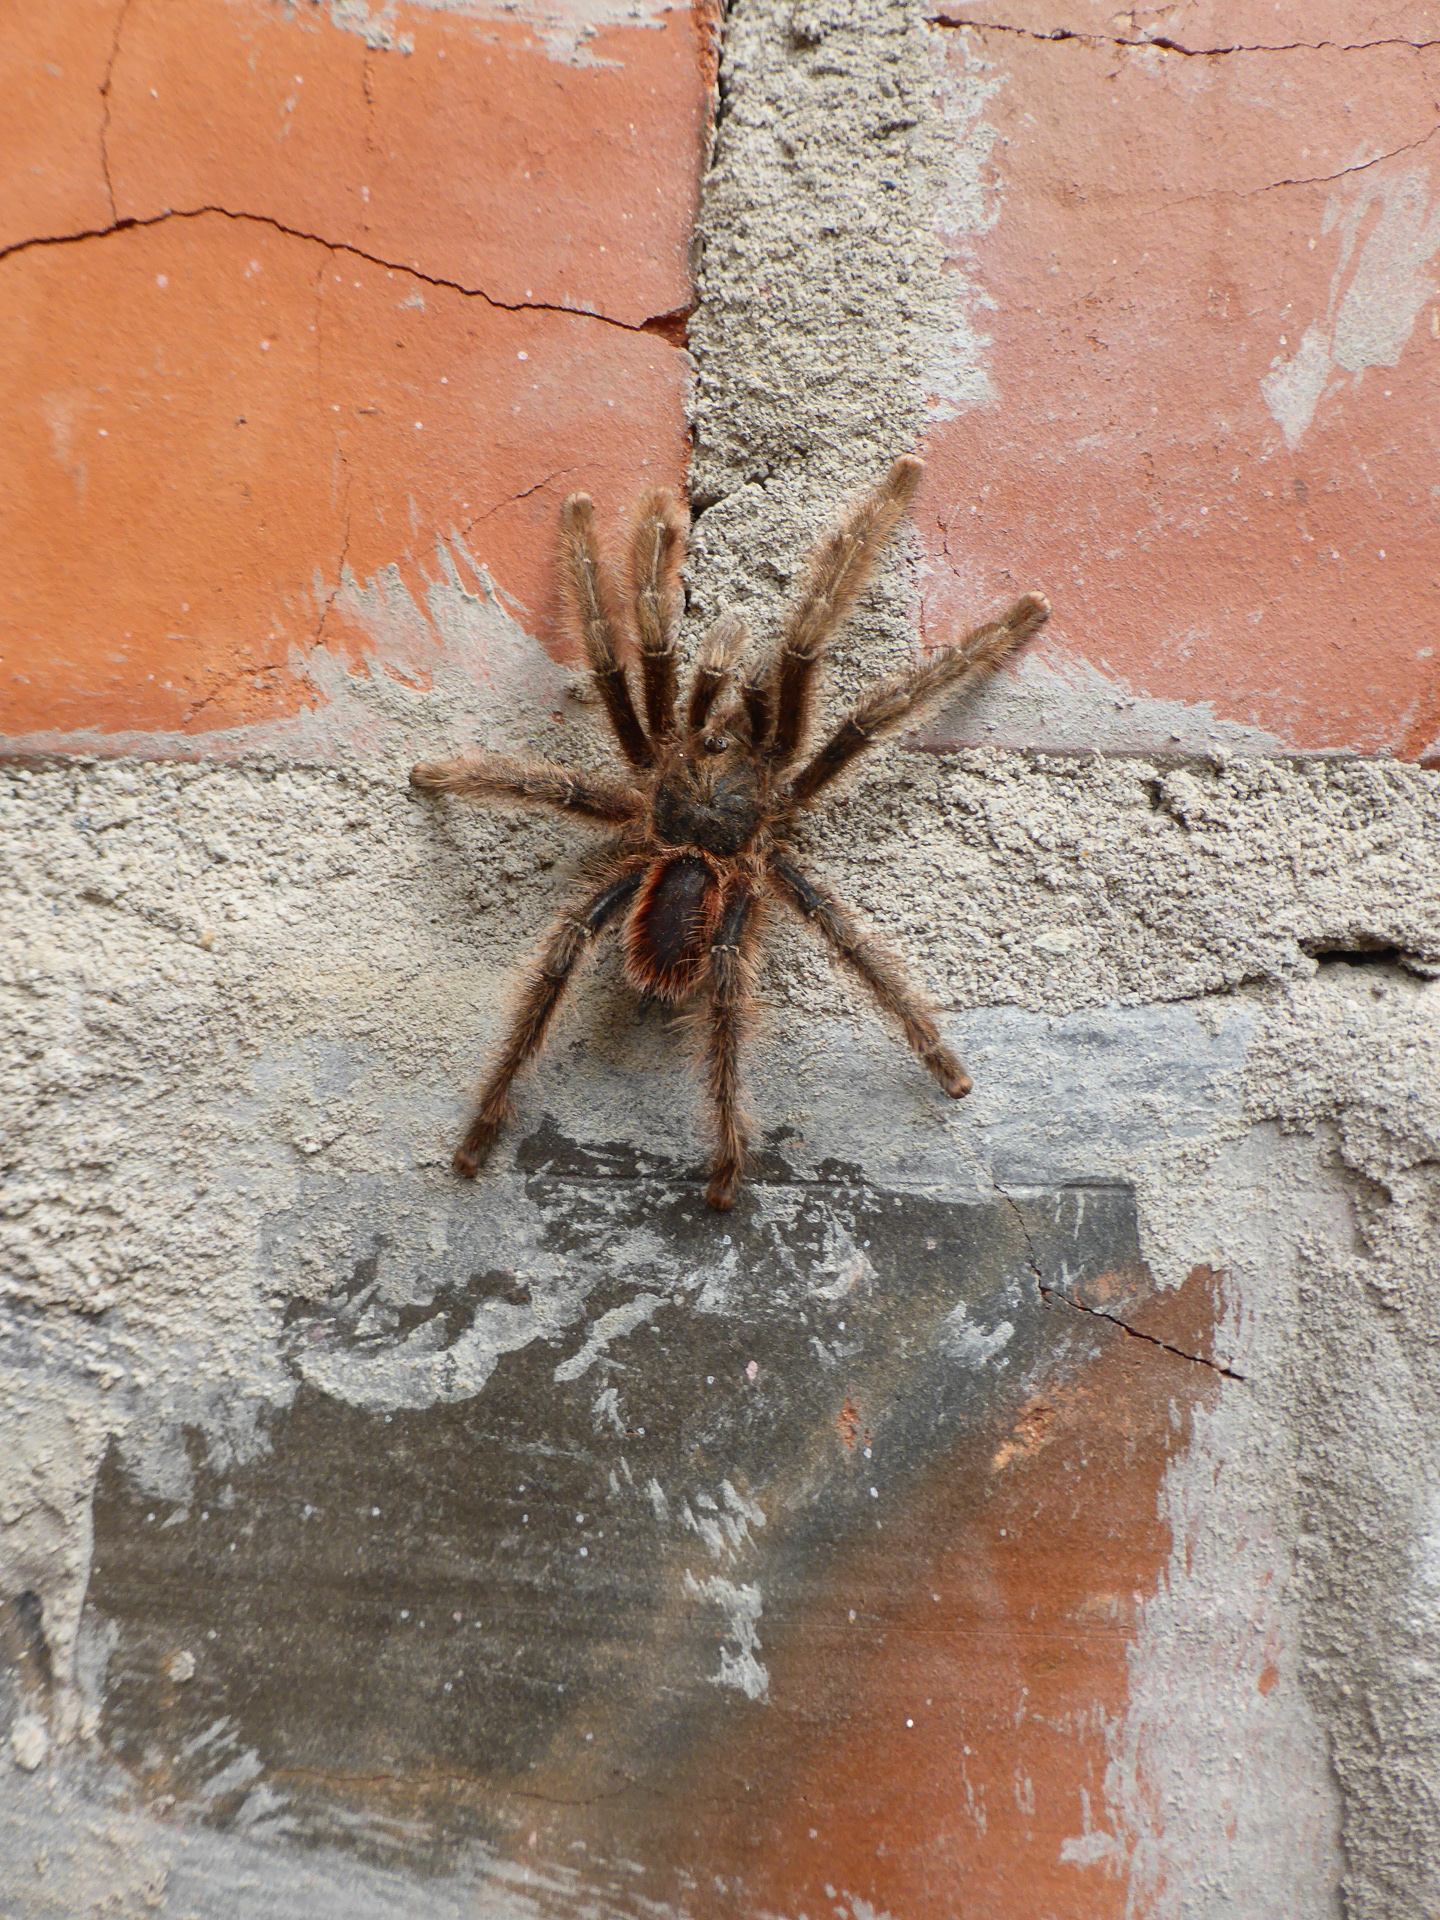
[411,456,1048,1210]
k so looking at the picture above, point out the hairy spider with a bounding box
[411,456,1048,1210]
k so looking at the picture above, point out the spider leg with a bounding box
[560,493,652,767]
[410,751,645,824]
[768,851,971,1098]
[628,487,688,744]
[687,611,749,738]
[785,593,1050,810]
[703,880,763,1211]
[453,865,644,1177]
[739,674,772,751]
[763,455,923,767]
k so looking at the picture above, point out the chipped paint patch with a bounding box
[1262,167,1440,449]
[684,1572,770,1700]
[328,0,686,67]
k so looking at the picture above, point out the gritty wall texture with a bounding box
[4,2,1440,1918]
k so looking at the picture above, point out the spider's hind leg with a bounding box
[453,866,643,1177]
[703,882,763,1211]
[768,852,971,1099]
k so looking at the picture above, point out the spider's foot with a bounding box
[1014,591,1050,628]
[928,1049,973,1099]
[410,762,446,789]
[452,1145,481,1179]
[706,1164,741,1211]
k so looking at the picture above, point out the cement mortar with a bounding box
[686,0,958,715]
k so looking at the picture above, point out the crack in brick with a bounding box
[1039,1281,1246,1381]
[459,468,579,546]
[0,206,682,339]
[314,467,354,653]
[179,662,292,730]
[993,1181,1245,1382]
[1162,123,1440,205]
[97,0,135,225]
[929,17,1440,59]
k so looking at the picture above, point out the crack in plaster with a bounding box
[1038,1281,1246,1382]
[994,1183,1244,1382]
[314,471,354,656]
[308,254,352,657]
[0,207,684,340]
[930,18,1440,59]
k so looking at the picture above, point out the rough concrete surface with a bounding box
[4,0,1440,1916]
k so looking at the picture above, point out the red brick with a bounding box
[0,0,120,252]
[0,215,688,737]
[0,0,708,745]
[635,1267,1225,1917]
[105,0,707,326]
[922,18,1440,755]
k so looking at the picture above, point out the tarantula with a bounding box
[411,455,1048,1210]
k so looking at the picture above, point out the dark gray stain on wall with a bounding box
[82,1137,1139,1883]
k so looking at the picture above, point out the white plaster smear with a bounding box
[1261,163,1440,450]
[940,1302,1014,1367]
[680,1480,766,1561]
[327,0,684,65]
[554,1292,666,1382]
[683,1571,769,1700]
[1056,1123,1359,1912]
[919,629,1291,756]
[924,21,1006,423]
[1,538,1297,766]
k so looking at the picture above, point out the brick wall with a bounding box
[4,5,1439,1917]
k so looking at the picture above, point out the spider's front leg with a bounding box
[453,866,643,1178]
[628,488,688,743]
[409,751,644,824]
[703,882,762,1211]
[765,455,923,765]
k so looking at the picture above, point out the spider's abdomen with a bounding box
[653,760,760,856]
[625,855,721,1002]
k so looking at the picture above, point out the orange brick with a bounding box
[0,0,120,251]
[0,0,708,745]
[922,19,1440,755]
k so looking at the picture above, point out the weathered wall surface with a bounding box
[4,4,1440,1918]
